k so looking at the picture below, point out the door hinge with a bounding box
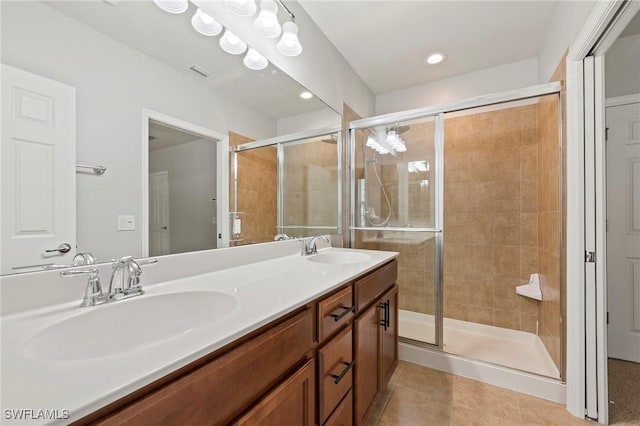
[607,312,610,324]
[585,251,596,263]
[605,127,609,141]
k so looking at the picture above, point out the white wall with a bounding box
[277,108,341,135]
[537,1,598,83]
[374,58,539,115]
[1,1,276,262]
[605,34,640,98]
[193,0,376,118]
[149,139,218,254]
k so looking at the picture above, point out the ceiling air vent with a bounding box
[188,65,213,79]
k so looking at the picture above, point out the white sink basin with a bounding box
[22,291,237,361]
[308,252,372,264]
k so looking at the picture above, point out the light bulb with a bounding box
[425,52,446,65]
[299,91,313,99]
[191,9,223,36]
[253,0,281,39]
[219,29,247,55]
[243,48,268,70]
[153,0,188,14]
[225,0,257,16]
[277,21,302,57]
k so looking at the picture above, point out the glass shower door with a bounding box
[350,114,443,347]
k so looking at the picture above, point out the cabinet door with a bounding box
[234,359,315,426]
[354,303,380,425]
[380,285,398,389]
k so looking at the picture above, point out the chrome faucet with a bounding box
[72,252,97,266]
[61,268,107,307]
[274,233,290,241]
[61,256,156,307]
[108,256,151,301]
[301,235,330,256]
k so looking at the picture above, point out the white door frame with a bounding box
[140,108,229,257]
[566,1,640,423]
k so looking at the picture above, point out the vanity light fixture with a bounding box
[425,52,446,65]
[253,0,282,39]
[300,91,313,99]
[191,8,223,36]
[243,48,269,70]
[225,0,257,17]
[277,21,302,56]
[219,29,248,55]
[152,0,188,14]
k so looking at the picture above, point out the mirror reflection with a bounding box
[0,0,340,274]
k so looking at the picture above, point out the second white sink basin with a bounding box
[308,252,372,264]
[22,291,238,361]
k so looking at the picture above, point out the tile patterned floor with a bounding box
[366,361,592,426]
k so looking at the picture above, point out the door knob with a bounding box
[45,243,72,254]
[161,226,168,230]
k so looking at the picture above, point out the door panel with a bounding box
[606,102,640,362]
[1,64,76,273]
[149,171,170,256]
[354,303,379,425]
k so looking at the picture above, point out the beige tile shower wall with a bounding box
[229,131,277,245]
[356,232,436,315]
[537,55,566,374]
[443,105,540,333]
[282,142,338,229]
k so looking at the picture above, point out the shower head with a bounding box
[320,134,338,144]
[388,124,409,134]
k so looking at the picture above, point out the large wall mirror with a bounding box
[0,0,341,275]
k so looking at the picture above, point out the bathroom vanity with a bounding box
[0,242,397,426]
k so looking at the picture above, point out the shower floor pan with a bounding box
[399,310,560,379]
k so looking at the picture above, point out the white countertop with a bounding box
[0,246,397,425]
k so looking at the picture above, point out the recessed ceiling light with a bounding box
[425,52,446,65]
[300,91,313,99]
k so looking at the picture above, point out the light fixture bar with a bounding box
[273,0,295,20]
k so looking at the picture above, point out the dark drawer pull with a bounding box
[329,306,355,322]
[331,361,354,384]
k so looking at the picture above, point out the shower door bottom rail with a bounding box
[350,227,442,233]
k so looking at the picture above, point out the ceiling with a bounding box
[149,121,212,151]
[620,10,640,38]
[44,1,330,119]
[300,1,559,94]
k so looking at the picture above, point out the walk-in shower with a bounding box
[349,83,564,390]
[230,127,341,245]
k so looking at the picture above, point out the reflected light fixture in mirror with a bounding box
[225,0,257,17]
[220,29,248,55]
[244,48,268,70]
[191,9,223,36]
[277,21,302,56]
[253,0,281,38]
[152,0,188,14]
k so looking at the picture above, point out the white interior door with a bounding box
[606,101,640,363]
[1,64,76,274]
[149,171,170,256]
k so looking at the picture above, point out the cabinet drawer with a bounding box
[94,309,313,426]
[318,286,354,342]
[324,390,353,426]
[233,359,315,426]
[318,325,353,424]
[354,260,397,312]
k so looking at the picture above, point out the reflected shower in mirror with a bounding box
[0,0,340,274]
[230,128,341,245]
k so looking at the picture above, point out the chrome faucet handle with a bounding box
[309,235,330,254]
[274,233,290,241]
[72,252,97,266]
[60,268,106,307]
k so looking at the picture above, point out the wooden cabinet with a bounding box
[318,325,353,424]
[234,359,315,426]
[78,258,397,426]
[353,261,398,425]
[324,391,353,426]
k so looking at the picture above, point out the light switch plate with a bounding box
[117,215,135,231]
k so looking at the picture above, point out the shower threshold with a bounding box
[399,310,560,379]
